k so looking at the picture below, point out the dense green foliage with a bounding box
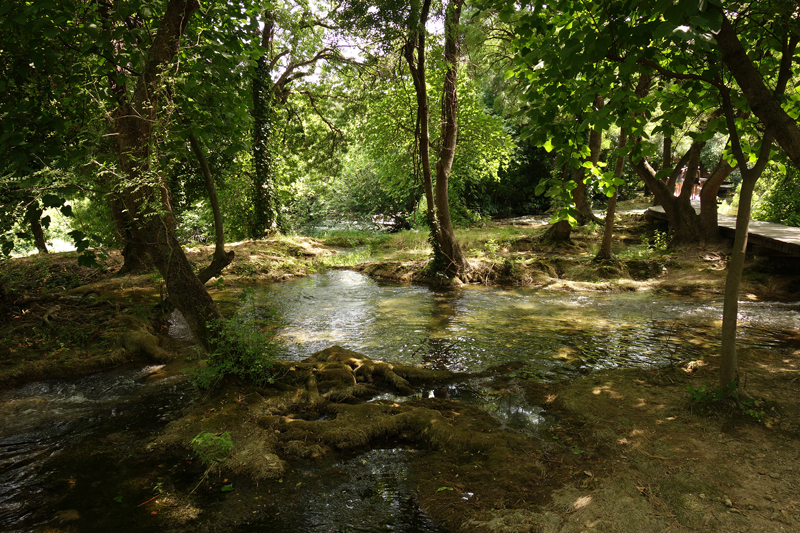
[3,0,800,251]
[754,165,800,227]
[191,290,279,389]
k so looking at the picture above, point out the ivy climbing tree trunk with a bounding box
[251,9,279,239]
[112,0,221,350]
[249,8,336,238]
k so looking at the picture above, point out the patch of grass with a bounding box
[312,250,373,270]
[455,226,529,254]
[687,382,770,424]
[313,229,389,248]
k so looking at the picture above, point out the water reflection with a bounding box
[246,449,442,533]
[0,368,191,531]
[254,271,800,377]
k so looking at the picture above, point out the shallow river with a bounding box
[1,270,798,532]
[253,270,800,376]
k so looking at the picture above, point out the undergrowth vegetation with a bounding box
[191,289,280,389]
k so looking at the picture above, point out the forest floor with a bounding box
[1,204,800,532]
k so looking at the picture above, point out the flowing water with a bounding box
[1,270,799,532]
[253,270,800,376]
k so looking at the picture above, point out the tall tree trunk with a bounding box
[26,203,48,254]
[433,0,468,277]
[698,157,735,238]
[188,127,235,283]
[113,0,220,349]
[715,12,796,384]
[403,0,437,235]
[596,129,627,261]
[251,9,279,238]
[716,22,792,391]
[631,142,710,244]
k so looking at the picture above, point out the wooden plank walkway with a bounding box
[646,204,800,257]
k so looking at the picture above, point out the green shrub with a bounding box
[191,431,233,466]
[753,165,800,227]
[191,290,280,389]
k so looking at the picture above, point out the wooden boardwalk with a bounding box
[646,204,800,257]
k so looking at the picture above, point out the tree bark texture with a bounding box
[113,0,221,349]
[109,196,151,274]
[596,129,627,261]
[188,127,235,283]
[433,0,468,277]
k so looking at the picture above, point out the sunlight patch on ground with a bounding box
[572,495,593,510]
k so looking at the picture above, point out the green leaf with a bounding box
[221,484,234,492]
[78,252,99,268]
[436,486,454,492]
[42,194,64,208]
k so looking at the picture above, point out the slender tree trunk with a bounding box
[188,127,235,283]
[596,129,627,260]
[433,0,468,277]
[113,0,220,349]
[718,172,756,391]
[403,0,437,233]
[26,203,48,254]
[718,83,776,393]
[251,10,279,238]
[715,11,796,394]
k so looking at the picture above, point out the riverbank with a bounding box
[2,214,800,532]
